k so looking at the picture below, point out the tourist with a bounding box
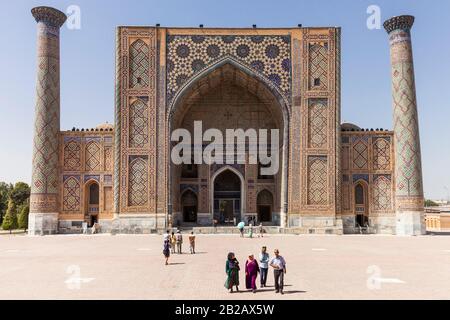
[163,237,170,265]
[176,230,183,254]
[259,223,264,238]
[163,229,170,242]
[270,249,286,294]
[238,222,245,237]
[259,246,269,287]
[224,252,240,293]
[245,254,259,293]
[189,231,196,254]
[248,223,253,238]
[170,231,176,254]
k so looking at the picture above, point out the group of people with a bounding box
[225,247,286,294]
[238,222,264,238]
[163,230,196,265]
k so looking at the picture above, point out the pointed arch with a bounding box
[211,166,245,223]
[167,59,290,226]
[129,39,149,88]
[354,180,369,227]
[168,56,290,125]
[181,189,198,222]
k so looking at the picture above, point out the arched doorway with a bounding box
[181,189,198,222]
[354,182,369,227]
[168,60,290,227]
[257,189,273,223]
[213,168,242,225]
[85,181,99,227]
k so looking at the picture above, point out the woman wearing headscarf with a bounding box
[224,252,240,293]
[245,254,259,293]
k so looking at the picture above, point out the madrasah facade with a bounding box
[28,6,425,236]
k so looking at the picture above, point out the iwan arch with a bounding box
[28,6,426,236]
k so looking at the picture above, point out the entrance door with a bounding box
[354,183,368,227]
[181,190,198,222]
[213,169,242,225]
[257,205,271,222]
[221,200,234,223]
[257,190,273,223]
[86,181,99,227]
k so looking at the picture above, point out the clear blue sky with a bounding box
[0,0,449,200]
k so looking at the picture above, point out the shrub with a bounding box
[18,203,29,230]
[2,199,17,232]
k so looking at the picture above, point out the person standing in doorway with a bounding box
[259,246,269,287]
[176,230,183,254]
[189,231,196,254]
[270,249,286,294]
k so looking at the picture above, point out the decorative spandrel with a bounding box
[166,35,291,106]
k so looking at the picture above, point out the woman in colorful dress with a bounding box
[224,252,240,293]
[245,254,259,293]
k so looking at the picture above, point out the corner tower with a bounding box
[384,15,425,235]
[29,7,66,235]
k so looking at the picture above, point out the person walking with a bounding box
[224,252,240,293]
[189,231,196,254]
[259,246,269,287]
[163,229,170,242]
[270,249,286,294]
[163,237,170,265]
[176,230,183,254]
[245,254,259,293]
[248,223,253,238]
[258,223,264,238]
[170,231,176,254]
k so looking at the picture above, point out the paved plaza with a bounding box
[0,234,449,300]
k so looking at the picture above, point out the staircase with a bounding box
[190,225,343,235]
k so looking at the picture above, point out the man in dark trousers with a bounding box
[269,249,286,294]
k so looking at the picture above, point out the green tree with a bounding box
[10,182,30,207]
[0,182,13,225]
[2,199,17,232]
[17,203,29,230]
[425,199,439,207]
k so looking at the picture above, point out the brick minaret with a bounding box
[29,7,66,235]
[384,15,425,235]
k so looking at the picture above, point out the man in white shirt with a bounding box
[269,249,286,294]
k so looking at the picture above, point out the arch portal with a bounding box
[167,60,289,227]
[85,180,99,227]
[212,167,244,225]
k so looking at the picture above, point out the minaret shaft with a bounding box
[29,6,66,235]
[384,15,425,235]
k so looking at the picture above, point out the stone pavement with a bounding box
[0,234,449,299]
